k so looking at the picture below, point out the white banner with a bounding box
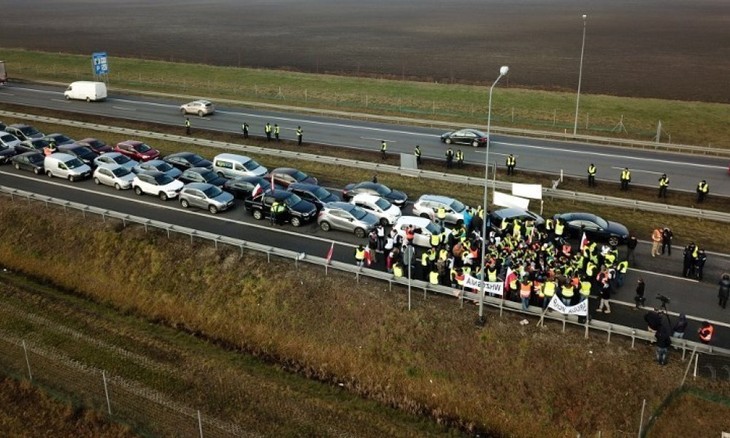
[547,295,588,316]
[492,191,530,210]
[463,275,504,296]
[511,183,543,200]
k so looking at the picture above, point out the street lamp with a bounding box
[573,14,588,136]
[478,65,509,325]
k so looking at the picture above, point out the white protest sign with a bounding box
[547,295,588,316]
[511,183,543,200]
[463,275,504,296]
[492,191,530,210]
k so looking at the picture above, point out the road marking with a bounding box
[51,99,69,103]
[112,106,137,111]
[610,166,664,175]
[631,268,699,282]
[0,170,358,249]
[361,136,396,142]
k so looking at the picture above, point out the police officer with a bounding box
[380,140,387,160]
[270,200,280,225]
[274,124,280,142]
[265,122,272,141]
[414,145,422,166]
[658,174,669,198]
[506,154,516,175]
[185,117,191,135]
[296,126,303,145]
[445,148,454,168]
[241,122,249,139]
[587,163,597,187]
[620,168,631,191]
[697,180,709,203]
[455,149,464,168]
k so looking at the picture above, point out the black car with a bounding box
[58,144,98,167]
[16,138,50,154]
[43,133,76,146]
[288,182,340,211]
[244,189,317,227]
[341,181,408,207]
[223,176,282,200]
[0,143,17,164]
[11,152,45,174]
[488,208,545,232]
[163,152,213,171]
[5,124,44,141]
[553,212,630,246]
[178,167,228,187]
[440,128,489,147]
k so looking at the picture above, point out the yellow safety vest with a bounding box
[429,271,440,284]
[561,284,574,298]
[421,252,429,266]
[621,170,631,180]
[555,222,565,236]
[543,281,557,297]
[394,265,403,277]
[579,281,592,297]
[355,249,365,260]
[588,165,596,175]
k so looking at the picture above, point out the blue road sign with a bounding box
[92,52,109,75]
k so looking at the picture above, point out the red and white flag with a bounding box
[580,232,589,251]
[504,267,515,289]
[251,183,263,198]
[270,173,276,191]
[325,242,334,264]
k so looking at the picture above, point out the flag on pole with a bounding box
[270,173,276,192]
[325,242,334,263]
[580,232,589,251]
[251,183,263,198]
[504,267,515,289]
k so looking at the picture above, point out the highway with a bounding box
[1,83,728,196]
[1,166,728,350]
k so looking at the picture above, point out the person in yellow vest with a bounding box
[658,173,669,198]
[615,260,629,288]
[185,117,191,135]
[696,180,709,203]
[436,205,447,225]
[542,279,557,310]
[430,231,441,248]
[554,219,565,241]
[429,267,440,285]
[380,140,387,160]
[393,262,404,278]
[579,276,592,302]
[506,154,516,175]
[560,282,575,306]
[455,149,464,168]
[519,280,532,310]
[274,124,280,141]
[265,122,272,141]
[354,245,366,268]
[414,145,422,166]
[296,126,303,145]
[620,168,631,191]
[587,163,597,187]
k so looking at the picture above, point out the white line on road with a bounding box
[630,268,699,282]
[610,166,664,175]
[112,106,137,111]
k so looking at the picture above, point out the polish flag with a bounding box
[251,183,263,198]
[504,267,515,289]
[580,232,589,251]
[270,173,276,192]
[325,242,334,264]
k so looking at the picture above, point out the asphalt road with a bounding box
[1,167,728,350]
[1,84,729,196]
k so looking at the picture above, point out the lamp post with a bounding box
[573,14,587,136]
[478,65,509,325]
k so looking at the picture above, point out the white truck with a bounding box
[0,61,7,86]
[64,81,107,101]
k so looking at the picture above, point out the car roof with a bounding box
[395,215,432,227]
[96,163,123,170]
[167,151,198,158]
[215,153,252,162]
[271,167,298,174]
[417,194,456,204]
[46,152,76,161]
[351,193,383,202]
[186,167,214,173]
[138,170,165,177]
[289,182,320,191]
[183,182,214,191]
[324,201,356,211]
[119,140,143,145]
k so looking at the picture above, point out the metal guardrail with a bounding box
[3,185,729,358]
[2,110,729,224]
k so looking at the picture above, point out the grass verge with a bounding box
[1,48,729,147]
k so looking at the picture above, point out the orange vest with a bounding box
[700,325,714,342]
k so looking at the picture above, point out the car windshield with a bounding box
[154,174,174,185]
[200,170,218,182]
[312,187,330,199]
[243,159,261,171]
[203,185,223,198]
[112,167,132,177]
[189,154,205,164]
[1,135,15,142]
[87,140,104,148]
[136,143,152,153]
[291,170,307,181]
[65,158,85,169]
[426,222,442,235]
[54,135,72,143]
[32,139,50,148]
[76,146,96,158]
[471,130,487,137]
[20,126,40,136]
[374,197,391,210]
[283,193,302,207]
[593,216,609,229]
[450,199,466,212]
[374,184,392,196]
[29,154,45,164]
[114,155,131,164]
[349,206,368,220]
[157,162,174,172]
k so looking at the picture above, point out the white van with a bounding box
[64,81,107,102]
[213,153,267,179]
[393,216,450,248]
[44,153,92,182]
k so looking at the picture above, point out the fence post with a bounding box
[22,340,32,381]
[198,410,204,438]
[637,398,646,437]
[102,370,112,415]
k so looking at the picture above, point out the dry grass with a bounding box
[2,200,728,436]
[648,390,730,437]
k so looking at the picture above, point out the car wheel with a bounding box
[198,110,204,117]
[33,167,41,175]
[354,228,366,238]
[608,236,620,247]
[181,199,190,208]
[420,213,431,220]
[134,186,143,196]
[472,140,479,147]
[217,172,225,178]
[380,217,389,226]
[159,192,168,201]
[93,177,101,185]
[252,209,263,220]
[320,221,331,232]
[114,183,122,190]
[208,205,218,214]
[46,170,53,178]
[86,97,91,102]
[68,175,75,182]
[291,217,302,227]
[445,138,452,144]
[13,163,20,170]
[180,108,186,115]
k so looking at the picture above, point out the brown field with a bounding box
[1,0,729,102]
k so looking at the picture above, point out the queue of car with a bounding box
[0,121,632,244]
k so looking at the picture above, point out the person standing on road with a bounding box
[682,242,697,277]
[241,122,249,139]
[274,124,280,142]
[414,145,422,166]
[695,249,707,280]
[634,278,646,309]
[620,168,631,191]
[718,273,730,309]
[651,227,662,257]
[673,313,688,338]
[185,117,191,135]
[697,180,709,203]
[265,122,272,141]
[698,321,714,344]
[661,227,673,256]
[445,148,454,168]
[355,244,366,268]
[455,149,464,168]
[658,173,670,198]
[587,163,597,187]
[296,126,303,145]
[627,234,638,264]
[655,324,672,366]
[506,154,516,176]
[380,140,387,160]
[269,200,280,225]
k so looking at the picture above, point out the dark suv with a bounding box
[488,208,545,232]
[244,189,317,227]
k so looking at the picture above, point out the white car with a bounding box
[94,152,138,171]
[393,216,450,248]
[0,131,21,150]
[93,164,135,190]
[412,194,468,226]
[180,99,215,116]
[349,193,401,226]
[132,171,184,200]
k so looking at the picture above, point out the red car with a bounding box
[114,140,160,162]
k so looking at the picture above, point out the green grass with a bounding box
[2,48,729,147]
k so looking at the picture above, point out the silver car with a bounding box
[180,100,215,116]
[412,194,468,226]
[179,182,234,214]
[317,201,379,238]
[93,164,135,190]
[94,152,138,171]
[133,159,182,179]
